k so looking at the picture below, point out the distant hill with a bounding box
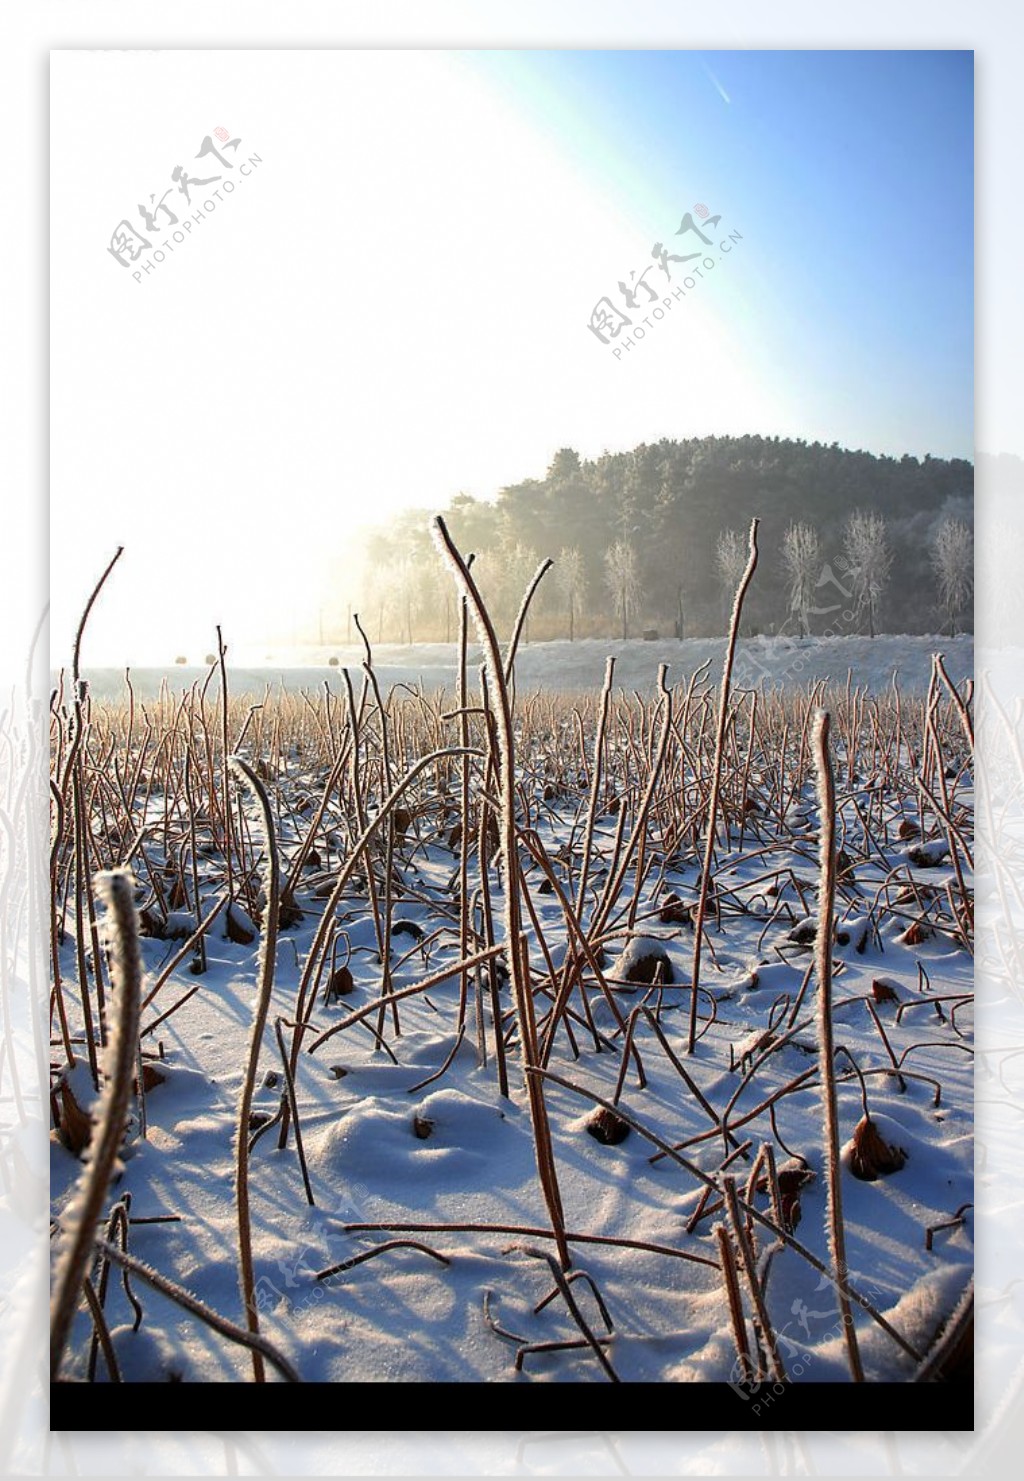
[359,435,973,642]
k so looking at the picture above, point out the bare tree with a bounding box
[604,538,642,640]
[715,529,747,630]
[392,554,427,644]
[843,510,891,638]
[359,560,390,643]
[499,542,541,633]
[931,517,973,636]
[468,543,539,635]
[781,521,820,638]
[556,546,587,641]
[427,558,455,644]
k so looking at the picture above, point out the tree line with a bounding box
[353,435,973,643]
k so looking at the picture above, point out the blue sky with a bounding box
[471,49,974,460]
[51,49,973,659]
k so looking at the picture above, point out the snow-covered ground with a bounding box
[75,632,973,702]
[50,650,974,1400]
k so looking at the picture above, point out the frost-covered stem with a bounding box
[590,665,672,941]
[92,1239,301,1382]
[292,746,482,1051]
[50,868,141,1379]
[87,1197,139,1380]
[432,516,571,1270]
[633,1005,737,1151]
[228,755,281,1382]
[281,734,353,901]
[532,1065,923,1366]
[610,1006,646,1102]
[195,671,221,843]
[716,1222,754,1384]
[49,778,77,1066]
[274,1017,314,1206]
[306,939,508,1054]
[722,1175,787,1384]
[71,751,103,1074]
[72,547,123,689]
[456,561,474,1031]
[812,710,865,1383]
[217,627,236,907]
[81,1275,121,1382]
[572,656,614,936]
[141,891,227,1013]
[791,679,825,817]
[514,828,630,1065]
[737,690,758,852]
[471,702,509,1097]
[919,662,938,803]
[934,652,974,751]
[923,657,974,925]
[746,1141,784,1231]
[688,518,759,1053]
[516,862,563,1016]
[355,625,401,1041]
[339,666,387,978]
[352,616,400,1030]
[183,747,206,974]
[843,670,856,789]
[503,557,554,686]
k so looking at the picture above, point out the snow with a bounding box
[74,632,973,702]
[49,640,974,1394]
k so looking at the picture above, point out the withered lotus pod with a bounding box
[585,1106,630,1146]
[846,1115,907,1181]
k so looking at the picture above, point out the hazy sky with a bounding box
[50,49,973,664]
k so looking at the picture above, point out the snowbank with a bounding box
[76,633,973,702]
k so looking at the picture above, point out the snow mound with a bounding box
[310,1087,522,1194]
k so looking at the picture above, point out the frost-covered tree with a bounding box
[781,521,820,638]
[499,542,542,632]
[556,546,588,642]
[605,538,642,640]
[358,559,390,643]
[715,528,747,629]
[931,517,973,636]
[427,558,455,644]
[392,554,425,645]
[468,543,538,633]
[843,510,892,638]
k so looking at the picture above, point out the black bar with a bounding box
[51,1381,973,1432]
